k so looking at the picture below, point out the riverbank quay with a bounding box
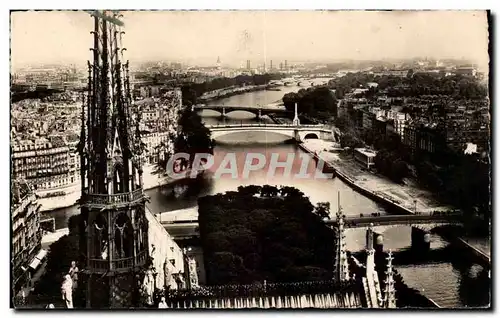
[199,84,269,102]
[299,139,454,215]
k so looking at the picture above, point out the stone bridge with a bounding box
[205,123,334,142]
[193,105,289,118]
[324,213,462,233]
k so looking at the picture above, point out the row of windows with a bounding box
[14,154,69,164]
[14,161,68,168]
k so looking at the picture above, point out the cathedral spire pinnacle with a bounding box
[334,192,349,282]
[79,11,149,308]
[383,250,397,308]
[292,102,300,126]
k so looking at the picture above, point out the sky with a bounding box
[10,10,489,70]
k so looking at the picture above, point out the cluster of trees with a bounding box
[328,73,378,99]
[156,88,214,171]
[337,114,411,184]
[11,88,63,103]
[328,72,487,100]
[198,185,335,285]
[334,115,364,149]
[387,73,487,99]
[370,132,411,184]
[373,150,409,184]
[415,153,490,226]
[173,106,214,163]
[282,86,338,122]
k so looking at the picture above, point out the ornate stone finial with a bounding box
[187,257,199,290]
[292,102,300,126]
[334,191,349,283]
[383,249,397,309]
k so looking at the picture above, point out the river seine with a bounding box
[43,80,489,308]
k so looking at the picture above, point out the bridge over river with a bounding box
[205,123,335,142]
[160,212,462,239]
[193,104,288,117]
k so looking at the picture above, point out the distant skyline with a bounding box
[11,10,489,71]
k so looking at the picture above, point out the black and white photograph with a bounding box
[9,9,491,309]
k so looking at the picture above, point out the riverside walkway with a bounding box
[301,140,455,214]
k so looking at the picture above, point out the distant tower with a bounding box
[292,103,300,126]
[216,56,221,70]
[382,250,397,309]
[280,62,283,70]
[78,11,149,308]
[246,60,251,70]
[333,192,350,282]
[285,60,288,70]
[270,60,273,70]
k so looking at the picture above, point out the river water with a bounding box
[43,80,489,308]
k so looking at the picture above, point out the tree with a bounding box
[176,106,214,158]
[237,185,262,196]
[260,185,279,197]
[198,186,335,285]
[391,159,409,183]
[282,86,338,120]
[340,132,364,149]
[155,102,214,175]
[314,202,331,219]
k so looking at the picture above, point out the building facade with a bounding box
[11,179,42,295]
[11,136,72,190]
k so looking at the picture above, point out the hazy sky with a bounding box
[11,10,489,70]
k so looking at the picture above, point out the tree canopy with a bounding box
[327,72,487,100]
[283,86,338,122]
[198,185,335,285]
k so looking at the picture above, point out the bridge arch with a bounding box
[303,132,319,140]
[195,108,224,117]
[210,128,295,142]
[224,109,260,118]
[208,125,334,143]
[195,107,261,118]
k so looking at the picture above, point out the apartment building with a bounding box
[139,88,183,164]
[403,122,445,157]
[11,179,43,294]
[11,135,72,190]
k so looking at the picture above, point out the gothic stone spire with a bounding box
[79,11,149,308]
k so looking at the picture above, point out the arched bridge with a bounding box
[161,212,462,239]
[205,123,334,142]
[325,213,462,232]
[193,105,289,118]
